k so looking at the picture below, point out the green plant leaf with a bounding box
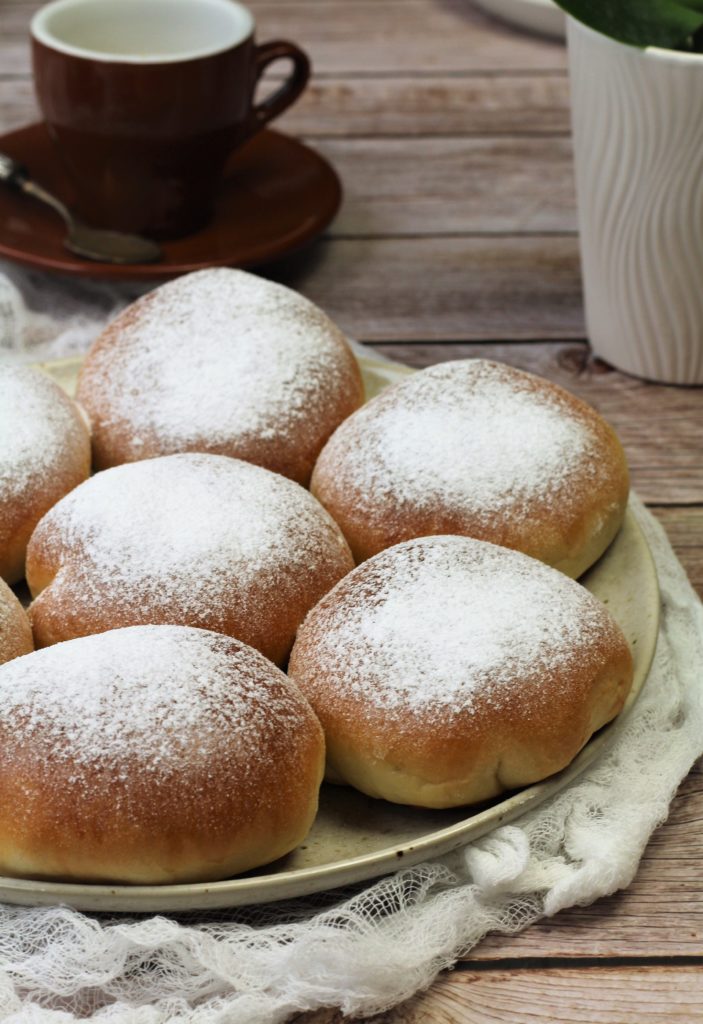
[553,0,703,50]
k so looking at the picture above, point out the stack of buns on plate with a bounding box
[0,268,633,885]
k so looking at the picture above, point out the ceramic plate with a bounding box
[0,123,341,279]
[472,0,565,39]
[1,356,659,912]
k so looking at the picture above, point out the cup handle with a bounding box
[247,40,310,137]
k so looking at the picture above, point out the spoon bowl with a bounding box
[63,219,162,265]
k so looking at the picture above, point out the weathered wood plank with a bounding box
[0,77,34,133]
[272,237,585,341]
[0,1,568,77]
[0,74,572,139]
[298,964,703,1023]
[0,118,578,235]
[651,507,703,553]
[283,75,571,137]
[651,508,703,597]
[320,137,575,235]
[368,342,703,507]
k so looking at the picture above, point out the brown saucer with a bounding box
[0,122,342,279]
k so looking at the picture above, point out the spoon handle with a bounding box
[0,152,73,229]
[0,153,29,189]
[0,150,161,264]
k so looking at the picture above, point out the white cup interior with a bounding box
[31,0,254,63]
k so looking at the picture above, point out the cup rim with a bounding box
[567,13,703,65]
[31,0,255,65]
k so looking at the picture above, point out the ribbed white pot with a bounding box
[568,17,703,385]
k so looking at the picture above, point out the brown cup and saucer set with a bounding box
[0,0,341,279]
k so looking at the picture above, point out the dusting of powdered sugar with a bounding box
[78,268,357,451]
[0,625,310,784]
[297,536,617,722]
[0,365,85,496]
[317,360,606,520]
[32,452,351,631]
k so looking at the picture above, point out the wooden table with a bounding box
[2,2,703,1020]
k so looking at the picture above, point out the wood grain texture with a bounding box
[271,237,585,340]
[384,965,703,1023]
[651,507,703,552]
[297,964,703,1023]
[0,75,572,138]
[651,508,703,598]
[0,1,568,77]
[320,137,575,235]
[0,78,35,134]
[0,112,578,236]
[368,342,703,506]
[281,74,571,137]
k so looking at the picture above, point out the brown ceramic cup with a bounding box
[31,0,310,239]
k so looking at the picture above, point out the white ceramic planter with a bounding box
[568,17,703,384]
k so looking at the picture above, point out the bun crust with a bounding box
[0,366,91,584]
[289,536,634,808]
[26,453,354,663]
[0,625,325,884]
[311,359,630,577]
[0,579,33,665]
[77,268,363,485]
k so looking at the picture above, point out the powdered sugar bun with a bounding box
[0,625,324,883]
[76,268,364,485]
[0,365,91,584]
[311,359,630,577]
[288,536,634,808]
[0,579,33,665]
[26,452,355,663]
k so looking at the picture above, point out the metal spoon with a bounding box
[0,152,162,265]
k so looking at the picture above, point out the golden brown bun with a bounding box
[289,536,634,809]
[0,366,91,584]
[26,452,354,664]
[311,359,630,578]
[0,579,33,665]
[77,268,363,485]
[0,625,325,884]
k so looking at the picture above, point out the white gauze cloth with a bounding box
[0,265,702,1023]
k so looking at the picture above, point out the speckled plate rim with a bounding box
[0,355,659,912]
